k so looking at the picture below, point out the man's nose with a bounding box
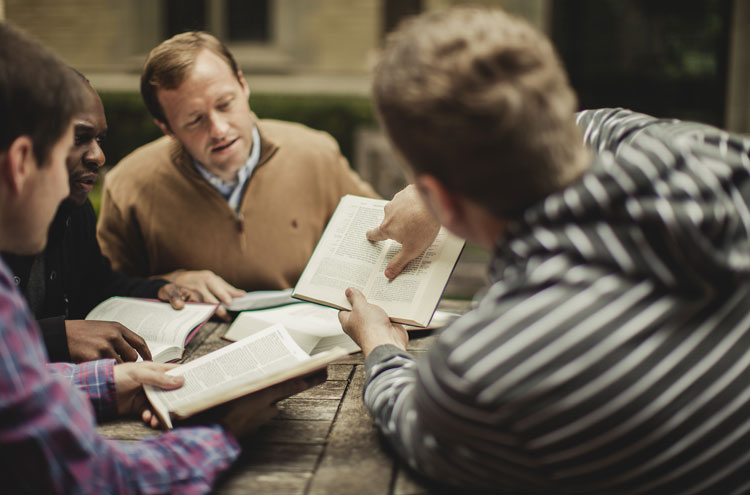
[85,141,106,169]
[209,113,229,139]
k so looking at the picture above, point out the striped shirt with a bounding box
[0,259,241,494]
[363,108,750,494]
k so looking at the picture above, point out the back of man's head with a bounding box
[0,22,86,167]
[373,7,587,218]
[141,31,241,128]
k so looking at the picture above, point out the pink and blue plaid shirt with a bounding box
[0,260,240,494]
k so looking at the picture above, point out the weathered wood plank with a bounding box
[254,419,331,444]
[291,379,346,400]
[307,365,395,495]
[330,353,365,365]
[276,398,339,421]
[97,419,161,440]
[326,363,353,381]
[243,442,322,470]
[214,471,311,495]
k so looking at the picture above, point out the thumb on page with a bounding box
[133,362,185,390]
[344,287,367,307]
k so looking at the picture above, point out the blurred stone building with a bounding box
[0,0,549,94]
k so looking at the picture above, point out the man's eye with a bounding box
[187,116,202,127]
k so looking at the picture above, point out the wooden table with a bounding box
[98,301,471,494]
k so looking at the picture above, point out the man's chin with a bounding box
[68,192,88,206]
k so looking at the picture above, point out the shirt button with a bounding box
[49,271,57,281]
[13,276,20,286]
[65,216,72,228]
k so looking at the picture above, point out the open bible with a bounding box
[223,302,463,354]
[224,303,360,354]
[144,323,347,429]
[292,195,465,327]
[85,296,217,363]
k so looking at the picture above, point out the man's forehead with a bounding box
[158,75,242,116]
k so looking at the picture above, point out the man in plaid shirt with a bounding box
[0,22,301,494]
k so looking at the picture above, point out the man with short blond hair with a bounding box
[98,31,376,312]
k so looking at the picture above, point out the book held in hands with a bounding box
[292,195,465,327]
[85,296,217,363]
[144,323,347,429]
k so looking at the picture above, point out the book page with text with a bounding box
[363,228,461,325]
[294,195,465,326]
[85,297,216,347]
[297,196,389,307]
[145,324,313,428]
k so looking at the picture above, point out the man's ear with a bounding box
[415,174,466,233]
[154,118,173,138]
[238,70,250,99]
[2,135,35,194]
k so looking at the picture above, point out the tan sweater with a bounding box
[97,118,377,291]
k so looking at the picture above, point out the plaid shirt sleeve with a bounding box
[0,263,241,494]
[47,359,118,421]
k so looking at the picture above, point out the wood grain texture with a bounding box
[307,365,395,495]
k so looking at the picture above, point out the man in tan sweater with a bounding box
[97,32,376,315]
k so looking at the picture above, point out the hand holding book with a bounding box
[338,287,408,356]
[144,324,345,429]
[292,195,464,327]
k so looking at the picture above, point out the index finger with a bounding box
[206,278,241,306]
[167,291,186,310]
[366,224,390,242]
[119,326,153,361]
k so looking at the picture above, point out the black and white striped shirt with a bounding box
[364,108,750,494]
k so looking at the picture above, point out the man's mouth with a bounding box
[74,174,98,189]
[211,138,238,153]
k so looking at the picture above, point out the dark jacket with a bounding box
[2,198,167,361]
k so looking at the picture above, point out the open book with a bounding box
[223,302,463,354]
[224,303,360,354]
[144,323,347,429]
[85,297,217,363]
[292,195,465,327]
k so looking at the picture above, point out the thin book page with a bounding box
[85,297,217,356]
[145,323,346,429]
[223,303,360,354]
[293,195,464,326]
